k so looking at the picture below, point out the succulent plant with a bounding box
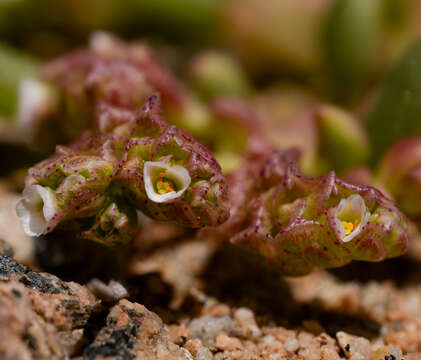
[1,33,262,178]
[12,33,411,275]
[39,32,213,142]
[222,149,409,275]
[17,95,229,246]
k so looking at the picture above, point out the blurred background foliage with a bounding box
[1,0,421,174]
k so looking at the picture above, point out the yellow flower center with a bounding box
[156,172,175,194]
[342,219,359,236]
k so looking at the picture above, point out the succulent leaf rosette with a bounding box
[17,133,137,247]
[111,95,229,228]
[8,33,261,175]
[39,32,212,143]
[225,150,409,275]
[17,95,229,246]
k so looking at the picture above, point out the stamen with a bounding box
[144,161,191,203]
[342,219,359,236]
[156,172,175,194]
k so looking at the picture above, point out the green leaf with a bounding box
[317,105,369,173]
[366,39,421,164]
[0,43,39,119]
[189,51,251,101]
[323,0,381,103]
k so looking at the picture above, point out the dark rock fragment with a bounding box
[84,299,193,360]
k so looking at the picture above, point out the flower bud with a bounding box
[81,202,138,247]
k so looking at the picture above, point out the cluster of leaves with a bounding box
[220,149,408,275]
[18,95,228,246]
[15,33,414,275]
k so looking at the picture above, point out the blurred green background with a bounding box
[1,0,421,174]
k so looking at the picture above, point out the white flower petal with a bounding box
[16,185,58,237]
[334,194,370,243]
[342,210,370,243]
[144,161,191,203]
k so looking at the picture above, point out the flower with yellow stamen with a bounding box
[156,172,175,194]
[144,161,191,203]
[342,219,359,236]
[333,194,370,243]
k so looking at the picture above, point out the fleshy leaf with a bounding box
[317,104,369,173]
[189,50,251,100]
[81,201,138,247]
[222,150,409,275]
[323,0,381,102]
[17,95,229,245]
[366,40,421,163]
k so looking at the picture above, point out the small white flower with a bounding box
[16,185,59,237]
[333,194,370,243]
[144,161,191,203]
